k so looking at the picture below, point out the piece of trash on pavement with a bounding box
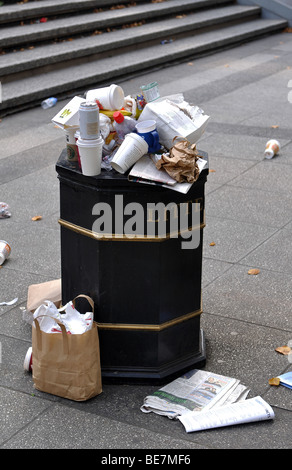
[23,346,33,372]
[41,97,58,109]
[141,368,250,419]
[276,371,292,389]
[31,215,42,221]
[0,240,11,265]
[0,297,18,306]
[178,396,274,433]
[269,377,280,386]
[264,139,280,159]
[0,202,11,218]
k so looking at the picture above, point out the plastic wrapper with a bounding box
[0,202,11,218]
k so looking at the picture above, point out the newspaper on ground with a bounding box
[140,369,250,419]
[128,155,207,194]
[178,396,275,433]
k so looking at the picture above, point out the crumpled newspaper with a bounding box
[0,202,11,218]
[155,137,200,183]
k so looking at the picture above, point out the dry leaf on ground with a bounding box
[269,377,280,386]
[275,345,291,355]
[209,242,216,246]
[31,215,42,221]
[248,268,260,275]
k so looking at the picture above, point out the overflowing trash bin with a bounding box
[54,82,210,381]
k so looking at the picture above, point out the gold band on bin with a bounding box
[58,215,205,242]
[95,308,202,331]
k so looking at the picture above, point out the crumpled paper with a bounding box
[155,136,200,183]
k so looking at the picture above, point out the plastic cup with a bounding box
[77,136,104,176]
[86,84,124,110]
[111,133,148,174]
[135,119,160,153]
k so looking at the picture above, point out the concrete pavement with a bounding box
[0,31,292,451]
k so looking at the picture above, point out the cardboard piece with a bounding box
[51,96,84,129]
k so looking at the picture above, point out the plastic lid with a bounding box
[113,111,124,123]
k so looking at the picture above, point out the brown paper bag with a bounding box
[156,136,200,183]
[27,279,62,313]
[32,295,102,401]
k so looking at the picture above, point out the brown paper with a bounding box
[32,295,102,401]
[156,136,200,183]
[27,279,62,313]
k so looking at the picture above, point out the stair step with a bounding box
[0,5,261,77]
[1,18,287,115]
[0,0,147,25]
[0,0,233,48]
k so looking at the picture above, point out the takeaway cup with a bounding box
[111,133,148,174]
[86,84,125,110]
[64,126,79,161]
[77,136,104,176]
[135,120,160,153]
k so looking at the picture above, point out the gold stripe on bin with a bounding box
[58,215,205,242]
[95,308,202,331]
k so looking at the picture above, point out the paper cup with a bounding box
[86,84,124,110]
[77,136,104,176]
[64,126,79,161]
[111,133,148,174]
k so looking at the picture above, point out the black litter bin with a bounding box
[56,149,208,381]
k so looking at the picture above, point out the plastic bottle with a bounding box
[0,240,11,265]
[113,111,137,141]
[41,97,58,109]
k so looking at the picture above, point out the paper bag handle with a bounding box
[33,315,69,355]
[72,294,94,313]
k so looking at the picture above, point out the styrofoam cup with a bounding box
[77,135,104,176]
[111,133,148,174]
[86,84,124,110]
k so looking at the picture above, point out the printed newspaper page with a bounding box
[141,369,249,419]
[179,396,275,432]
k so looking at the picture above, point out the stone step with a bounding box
[1,17,287,115]
[0,0,146,24]
[0,0,233,47]
[0,5,261,77]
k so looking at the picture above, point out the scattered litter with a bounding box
[41,97,58,109]
[31,215,42,221]
[275,345,291,355]
[209,242,216,246]
[277,372,292,390]
[269,377,280,386]
[0,240,11,265]
[161,39,173,44]
[270,125,279,128]
[23,346,33,372]
[0,202,11,218]
[264,139,280,159]
[248,268,260,275]
[141,368,250,419]
[0,297,18,306]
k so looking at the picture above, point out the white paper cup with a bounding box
[64,126,79,161]
[86,84,124,110]
[77,136,104,176]
[111,133,148,174]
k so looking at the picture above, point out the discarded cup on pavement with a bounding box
[111,133,149,174]
[265,139,280,159]
[77,135,104,176]
[135,119,161,153]
[0,240,11,265]
[64,126,79,161]
[86,84,124,111]
[0,202,11,218]
[23,346,33,372]
[79,101,100,140]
